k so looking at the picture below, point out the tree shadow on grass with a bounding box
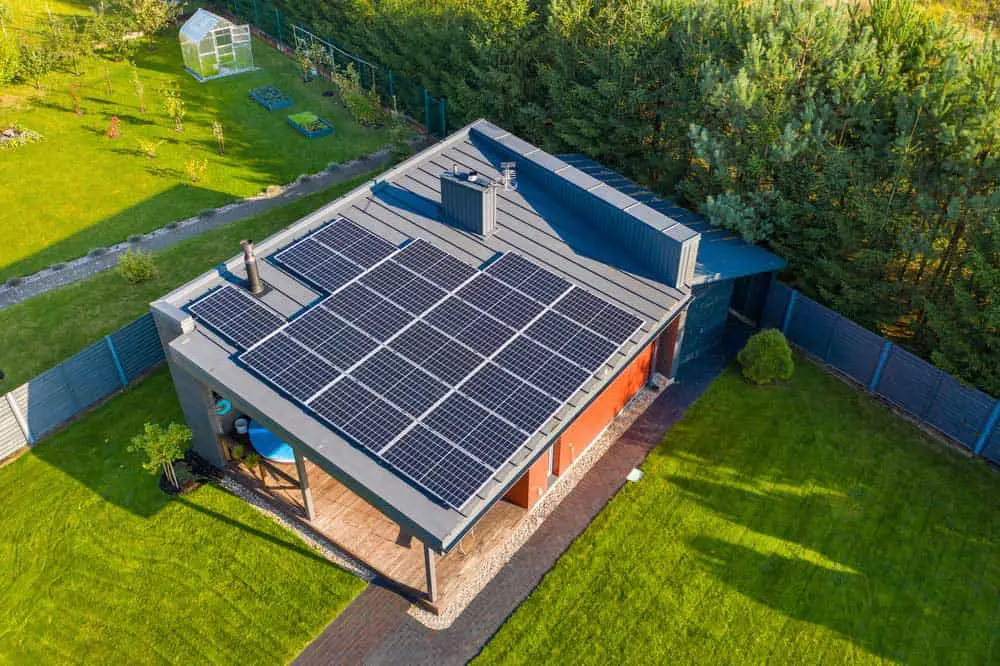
[665,462,998,663]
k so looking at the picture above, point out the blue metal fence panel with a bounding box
[924,376,996,451]
[876,346,944,419]
[785,294,838,359]
[760,282,792,330]
[982,418,1000,464]
[110,314,166,382]
[61,340,122,412]
[825,318,884,385]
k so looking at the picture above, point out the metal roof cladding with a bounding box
[154,119,772,552]
[559,154,787,284]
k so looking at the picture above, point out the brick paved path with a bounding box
[294,341,736,666]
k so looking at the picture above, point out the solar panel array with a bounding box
[190,217,644,510]
[188,285,284,348]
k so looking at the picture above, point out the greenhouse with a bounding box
[180,9,255,82]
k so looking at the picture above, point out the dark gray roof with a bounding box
[154,120,692,551]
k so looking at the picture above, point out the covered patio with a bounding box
[228,453,526,612]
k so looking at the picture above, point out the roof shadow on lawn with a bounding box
[1,182,231,281]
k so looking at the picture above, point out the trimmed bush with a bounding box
[88,247,107,257]
[49,262,67,272]
[4,276,22,287]
[198,208,217,219]
[737,329,794,385]
[117,249,155,283]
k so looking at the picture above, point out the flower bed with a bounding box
[249,85,292,111]
[287,112,334,139]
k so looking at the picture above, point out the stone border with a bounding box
[0,138,427,310]
[410,386,661,629]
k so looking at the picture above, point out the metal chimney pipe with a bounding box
[241,240,264,295]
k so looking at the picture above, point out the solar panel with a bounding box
[588,305,643,345]
[456,274,512,311]
[487,290,545,329]
[385,368,449,416]
[496,384,561,432]
[272,354,341,401]
[554,287,607,326]
[309,377,376,425]
[241,332,309,378]
[389,322,449,364]
[388,276,446,316]
[455,314,514,356]
[419,449,493,508]
[459,363,523,412]
[323,283,381,323]
[458,415,525,468]
[424,393,488,443]
[359,260,415,295]
[206,237,646,510]
[351,348,413,394]
[285,307,347,349]
[187,285,284,349]
[394,239,450,272]
[524,311,583,352]
[383,425,453,481]
[339,233,396,267]
[316,325,379,370]
[423,341,483,386]
[424,297,479,337]
[353,299,411,341]
[340,398,410,452]
[313,218,371,250]
[561,329,619,371]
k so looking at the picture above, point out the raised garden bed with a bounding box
[287,112,334,139]
[249,84,292,110]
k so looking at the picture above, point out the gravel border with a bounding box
[409,385,661,629]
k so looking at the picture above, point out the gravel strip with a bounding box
[219,474,375,582]
[409,386,661,629]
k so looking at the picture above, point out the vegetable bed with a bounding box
[287,112,334,139]
[249,84,293,110]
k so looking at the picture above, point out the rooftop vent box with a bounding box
[440,168,497,236]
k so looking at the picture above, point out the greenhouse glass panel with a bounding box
[180,9,255,82]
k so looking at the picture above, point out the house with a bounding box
[150,120,784,611]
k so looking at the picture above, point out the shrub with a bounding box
[4,276,22,287]
[737,329,794,385]
[88,247,107,257]
[127,233,144,243]
[128,422,191,490]
[198,208,217,219]
[49,262,67,271]
[117,249,155,283]
[136,138,163,158]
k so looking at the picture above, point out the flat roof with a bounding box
[559,155,787,284]
[154,120,691,551]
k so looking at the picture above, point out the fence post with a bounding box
[974,401,1000,456]
[388,70,395,98]
[274,8,281,42]
[5,392,33,445]
[251,0,259,28]
[869,341,893,393]
[780,290,799,335]
[105,335,129,389]
[423,88,431,132]
[439,97,447,136]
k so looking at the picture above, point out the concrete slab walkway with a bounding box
[294,335,741,666]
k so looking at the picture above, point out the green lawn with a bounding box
[1,15,391,281]
[478,360,1000,665]
[0,369,366,664]
[0,174,372,393]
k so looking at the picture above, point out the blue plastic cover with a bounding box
[249,421,296,463]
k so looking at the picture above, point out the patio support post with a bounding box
[294,446,315,520]
[423,543,437,603]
